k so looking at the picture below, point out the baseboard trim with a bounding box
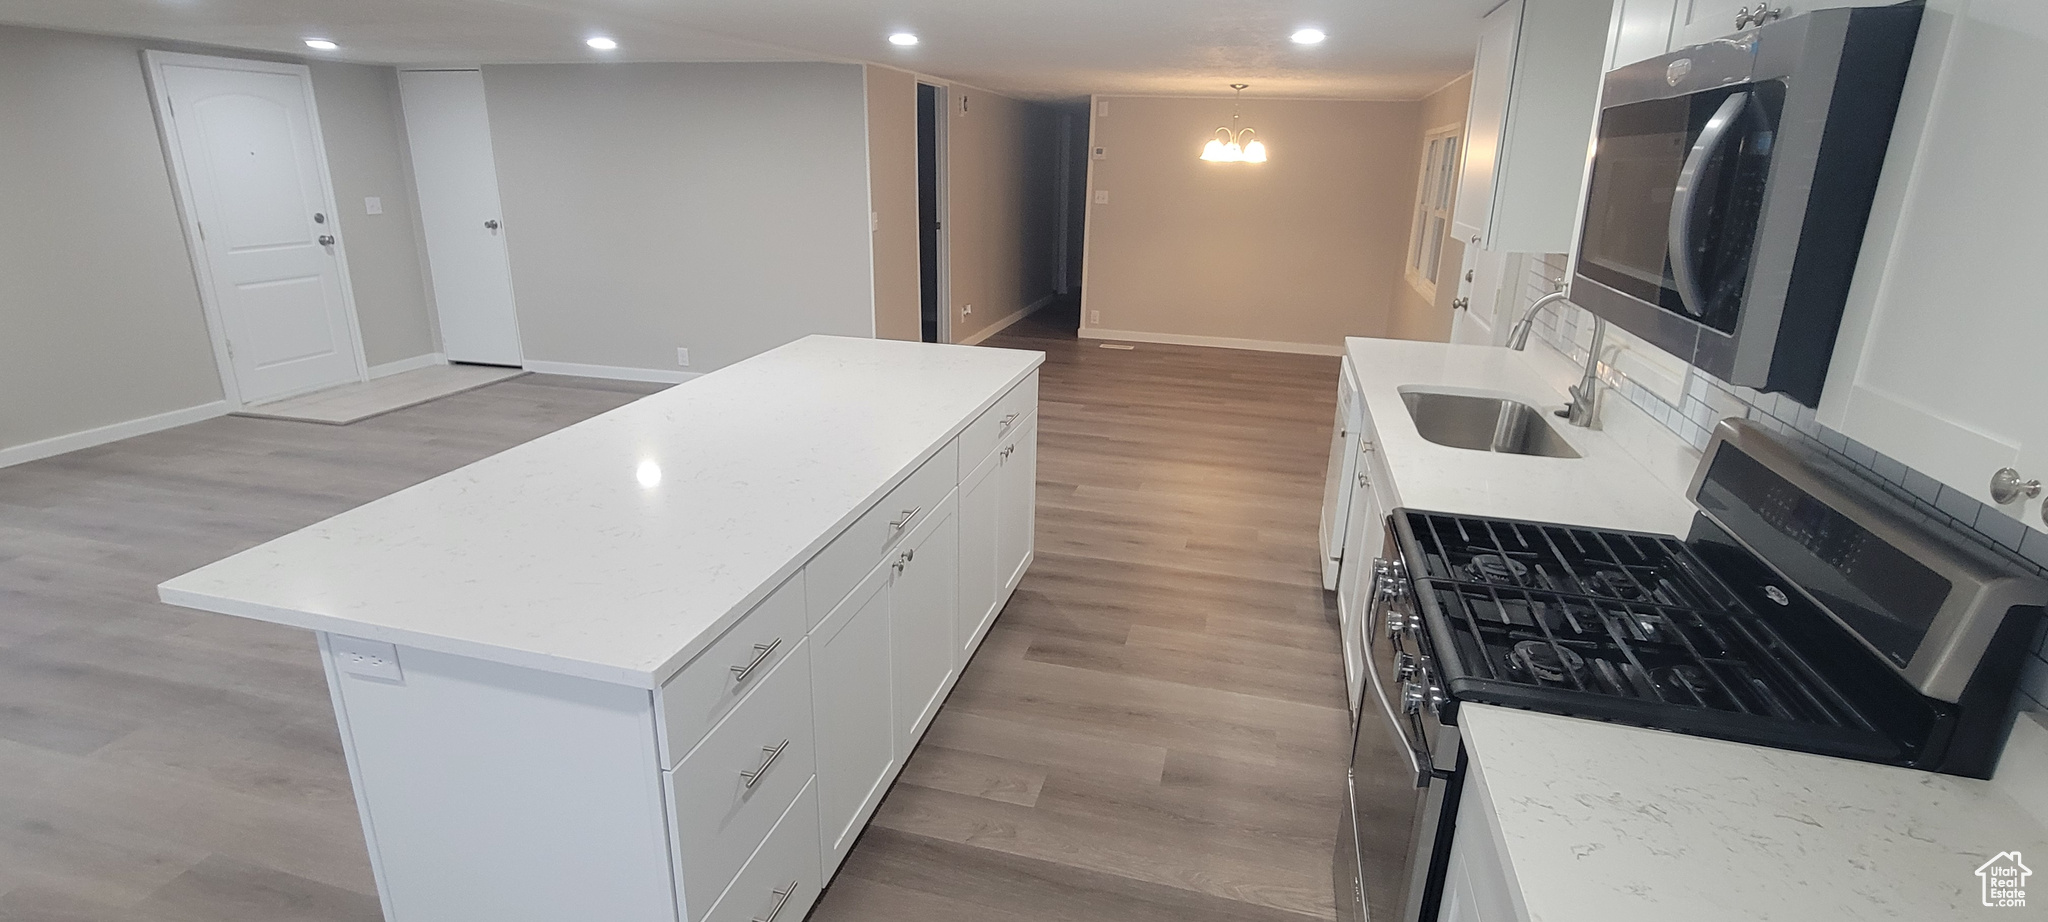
[1076,327,1346,357]
[958,295,1057,347]
[368,352,447,379]
[523,360,702,385]
[0,401,229,469]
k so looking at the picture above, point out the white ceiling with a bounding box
[0,0,1497,101]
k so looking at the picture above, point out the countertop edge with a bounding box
[155,347,1046,691]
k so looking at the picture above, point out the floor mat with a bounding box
[234,364,527,425]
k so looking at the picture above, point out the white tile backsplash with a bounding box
[1510,252,2048,713]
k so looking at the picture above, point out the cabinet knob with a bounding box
[484,219,501,231]
[1990,468,2041,505]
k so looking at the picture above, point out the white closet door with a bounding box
[399,70,523,367]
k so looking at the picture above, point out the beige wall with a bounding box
[0,25,437,455]
[1081,95,1423,350]
[865,66,920,342]
[946,88,1063,343]
[483,62,874,374]
[1386,74,1474,343]
[309,61,438,366]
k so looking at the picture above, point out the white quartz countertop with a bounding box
[1460,704,2048,921]
[1344,337,1698,536]
[158,336,1043,688]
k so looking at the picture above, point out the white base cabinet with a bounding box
[1437,763,1526,922]
[316,371,1040,922]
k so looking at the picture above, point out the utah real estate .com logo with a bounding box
[1977,852,2031,909]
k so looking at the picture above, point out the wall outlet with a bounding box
[331,635,402,682]
[1094,190,1110,204]
[1089,310,1101,325]
[363,196,383,215]
[962,304,973,317]
[870,211,879,232]
[1092,146,1108,161]
[677,348,691,367]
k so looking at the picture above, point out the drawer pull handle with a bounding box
[890,505,922,530]
[739,739,790,788]
[1000,412,1020,429]
[752,880,800,922]
[729,638,782,682]
[1000,444,1015,459]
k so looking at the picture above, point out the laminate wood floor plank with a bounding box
[0,374,662,916]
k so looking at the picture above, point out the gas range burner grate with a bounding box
[1400,511,1873,732]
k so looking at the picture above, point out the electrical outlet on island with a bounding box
[677,348,691,367]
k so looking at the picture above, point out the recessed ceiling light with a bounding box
[888,32,919,47]
[1291,28,1327,45]
[586,36,618,50]
[304,39,338,50]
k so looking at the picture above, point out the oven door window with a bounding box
[1577,82,1782,335]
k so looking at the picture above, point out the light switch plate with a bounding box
[677,347,691,367]
[1093,190,1110,204]
[331,635,402,682]
[364,196,383,215]
[1096,100,1109,117]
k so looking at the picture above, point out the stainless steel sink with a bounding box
[1399,390,1581,459]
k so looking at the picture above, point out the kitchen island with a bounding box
[159,335,1045,922]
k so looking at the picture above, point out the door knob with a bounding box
[317,234,336,246]
[484,219,501,231]
[1990,468,2041,505]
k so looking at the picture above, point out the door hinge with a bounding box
[225,340,235,359]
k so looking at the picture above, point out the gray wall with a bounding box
[0,23,439,454]
[309,61,438,367]
[0,25,225,450]
[482,62,875,373]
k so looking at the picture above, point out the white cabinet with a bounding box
[1321,365,1367,588]
[1820,0,2048,523]
[996,413,1038,594]
[1334,436,1382,720]
[959,449,1002,657]
[892,493,959,748]
[958,402,1040,659]
[1452,0,1615,254]
[1608,0,1678,68]
[810,558,897,876]
[1437,764,1524,922]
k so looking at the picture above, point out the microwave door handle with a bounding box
[1666,92,1751,319]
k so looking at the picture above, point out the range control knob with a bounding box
[1395,652,1417,680]
[1401,680,1425,715]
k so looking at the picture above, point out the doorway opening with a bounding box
[916,83,948,344]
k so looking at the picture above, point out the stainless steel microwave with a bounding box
[1569,4,1922,407]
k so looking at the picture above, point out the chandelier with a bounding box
[1200,84,1268,163]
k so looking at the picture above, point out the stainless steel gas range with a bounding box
[1335,419,2048,922]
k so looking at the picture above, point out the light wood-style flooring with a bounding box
[0,309,1349,921]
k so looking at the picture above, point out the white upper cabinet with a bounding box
[1609,0,1679,68]
[1820,0,2048,524]
[1452,0,1616,254]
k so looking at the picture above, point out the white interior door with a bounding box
[150,53,364,406]
[399,69,522,366]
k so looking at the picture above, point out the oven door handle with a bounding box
[1667,91,1750,320]
[1360,569,1430,788]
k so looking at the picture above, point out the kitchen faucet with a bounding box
[1506,288,1605,428]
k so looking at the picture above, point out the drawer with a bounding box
[804,440,958,627]
[957,372,1039,469]
[659,572,806,768]
[700,778,822,922]
[668,642,815,919]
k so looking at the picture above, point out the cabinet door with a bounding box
[1334,440,1382,720]
[958,448,1002,661]
[810,561,895,876]
[997,414,1038,594]
[892,493,959,748]
[1453,0,1522,243]
[1824,0,2048,517]
[1609,0,1679,69]
[1320,365,1365,586]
